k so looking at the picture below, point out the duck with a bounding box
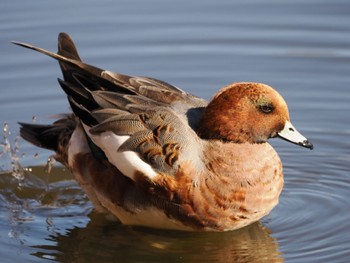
[13,33,313,232]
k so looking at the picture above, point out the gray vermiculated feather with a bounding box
[91,115,145,135]
[122,94,165,107]
[91,108,129,122]
[92,91,133,109]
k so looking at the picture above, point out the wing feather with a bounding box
[14,32,207,181]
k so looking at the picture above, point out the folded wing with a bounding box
[14,33,207,180]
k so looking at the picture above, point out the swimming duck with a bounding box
[14,33,313,231]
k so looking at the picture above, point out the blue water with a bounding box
[1,0,350,262]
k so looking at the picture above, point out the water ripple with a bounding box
[266,141,350,262]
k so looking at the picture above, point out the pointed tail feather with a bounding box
[11,38,107,90]
[12,34,134,96]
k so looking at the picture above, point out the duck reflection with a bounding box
[32,212,283,263]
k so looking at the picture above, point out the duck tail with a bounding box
[19,115,78,164]
[19,122,58,151]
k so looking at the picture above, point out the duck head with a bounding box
[198,82,313,149]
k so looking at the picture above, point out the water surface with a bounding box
[1,0,350,262]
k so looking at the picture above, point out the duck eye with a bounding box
[259,103,274,114]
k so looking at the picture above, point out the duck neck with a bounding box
[197,111,254,144]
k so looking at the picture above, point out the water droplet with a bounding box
[3,122,9,135]
[24,167,29,172]
[45,155,56,174]
[15,136,20,149]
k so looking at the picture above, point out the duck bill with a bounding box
[277,121,313,150]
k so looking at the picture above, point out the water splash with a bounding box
[0,122,25,180]
[44,155,57,192]
[45,155,56,174]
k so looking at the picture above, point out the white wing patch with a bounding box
[82,124,158,181]
[68,125,91,167]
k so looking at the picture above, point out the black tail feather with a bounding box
[19,122,58,151]
[58,78,98,111]
[19,116,77,153]
[68,96,98,126]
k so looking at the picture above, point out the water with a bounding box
[1,0,350,262]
